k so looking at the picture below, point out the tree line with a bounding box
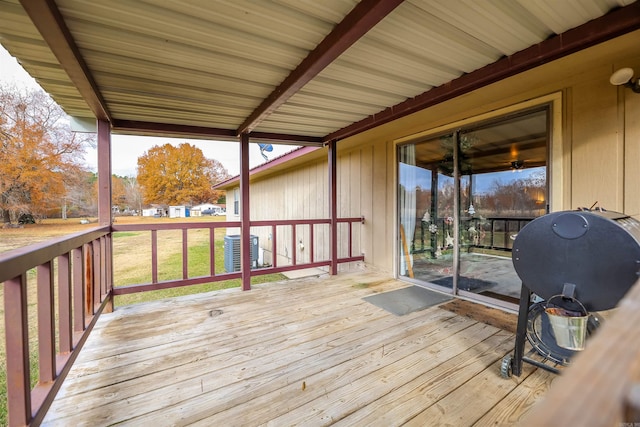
[411,170,547,221]
[1,85,230,224]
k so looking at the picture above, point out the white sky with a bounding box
[0,46,298,177]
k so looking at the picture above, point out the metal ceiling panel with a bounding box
[254,0,639,137]
[516,0,637,34]
[52,0,356,130]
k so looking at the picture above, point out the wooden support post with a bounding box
[240,133,251,290]
[328,140,338,275]
[97,120,112,226]
[96,119,114,312]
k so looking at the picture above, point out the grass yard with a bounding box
[0,215,288,425]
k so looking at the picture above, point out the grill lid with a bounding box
[512,209,640,311]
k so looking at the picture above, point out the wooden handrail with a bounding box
[0,226,109,283]
[521,278,640,425]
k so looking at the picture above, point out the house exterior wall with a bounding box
[226,32,640,275]
[169,206,189,218]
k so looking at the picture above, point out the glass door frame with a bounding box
[395,95,562,310]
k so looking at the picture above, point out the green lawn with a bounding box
[114,233,286,305]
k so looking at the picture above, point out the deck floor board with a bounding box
[42,271,552,426]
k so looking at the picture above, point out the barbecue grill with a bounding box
[501,208,640,377]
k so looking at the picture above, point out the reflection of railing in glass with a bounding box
[412,217,533,256]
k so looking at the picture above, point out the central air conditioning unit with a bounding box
[224,234,259,272]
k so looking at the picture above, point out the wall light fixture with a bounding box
[610,67,640,93]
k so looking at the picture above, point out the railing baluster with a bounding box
[490,219,496,248]
[72,247,85,332]
[182,228,188,279]
[37,262,56,384]
[292,225,297,266]
[4,274,31,426]
[310,223,314,263]
[84,243,93,316]
[348,222,353,258]
[151,229,158,283]
[100,237,106,298]
[272,224,277,268]
[92,240,101,313]
[58,253,73,353]
[104,234,113,312]
[210,227,216,276]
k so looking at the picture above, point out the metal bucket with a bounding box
[545,296,589,351]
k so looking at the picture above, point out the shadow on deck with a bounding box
[42,271,555,426]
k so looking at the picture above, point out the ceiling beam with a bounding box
[236,0,405,136]
[324,1,640,143]
[19,0,111,122]
[113,120,324,146]
[112,120,236,139]
[245,131,323,146]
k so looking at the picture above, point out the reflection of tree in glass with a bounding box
[475,169,546,218]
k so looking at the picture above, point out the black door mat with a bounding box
[363,286,452,316]
[429,276,495,292]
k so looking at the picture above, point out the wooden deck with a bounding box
[42,271,555,426]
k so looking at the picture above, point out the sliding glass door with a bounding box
[398,107,549,305]
[399,135,456,289]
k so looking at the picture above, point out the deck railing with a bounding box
[0,216,364,426]
[112,217,365,295]
[0,227,113,426]
[413,216,534,254]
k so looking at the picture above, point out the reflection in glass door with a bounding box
[398,107,549,305]
[457,109,548,303]
[398,134,457,292]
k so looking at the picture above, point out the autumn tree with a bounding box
[107,175,142,214]
[123,176,143,213]
[0,85,93,223]
[63,171,97,219]
[111,175,127,211]
[137,143,230,206]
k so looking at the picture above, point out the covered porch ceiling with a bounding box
[1,0,639,146]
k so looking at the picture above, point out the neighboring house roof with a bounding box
[214,146,321,190]
[1,2,637,145]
